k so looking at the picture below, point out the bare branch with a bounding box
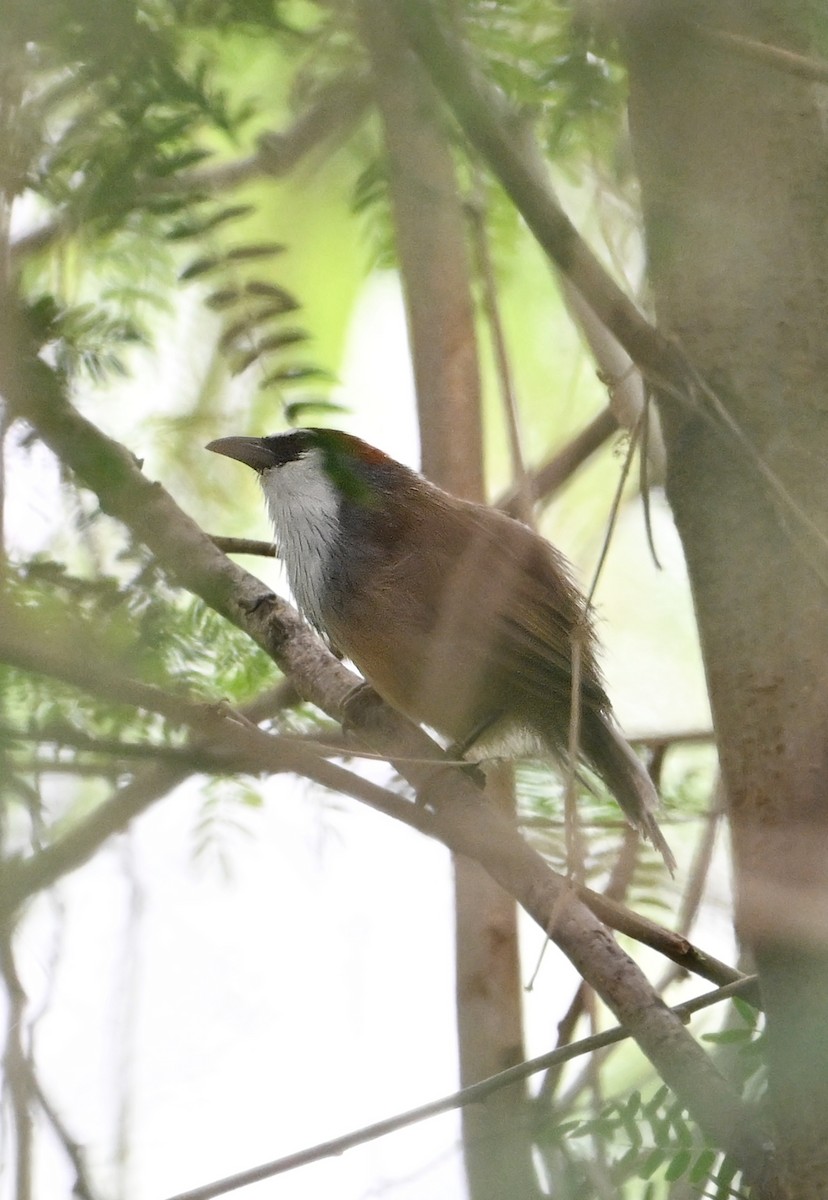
[497,408,617,516]
[163,75,371,194]
[466,190,533,521]
[656,780,725,994]
[21,1028,105,1200]
[210,536,276,557]
[632,728,716,749]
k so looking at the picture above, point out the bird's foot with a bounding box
[340,680,385,736]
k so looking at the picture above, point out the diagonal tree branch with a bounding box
[163,75,371,194]
[0,327,775,1185]
[396,0,828,595]
[393,0,689,392]
[210,535,276,557]
[0,592,739,994]
[497,407,618,515]
[0,603,430,914]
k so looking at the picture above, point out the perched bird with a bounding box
[208,427,674,872]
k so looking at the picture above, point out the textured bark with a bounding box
[624,3,828,1193]
[358,6,539,1198]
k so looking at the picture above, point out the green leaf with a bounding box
[690,1148,719,1184]
[732,997,761,1026]
[713,1155,740,1199]
[702,1029,752,1045]
[225,242,286,261]
[284,399,347,423]
[179,255,223,281]
[639,1148,667,1179]
[261,365,335,387]
[665,1149,692,1182]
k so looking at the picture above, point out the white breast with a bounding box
[259,449,341,631]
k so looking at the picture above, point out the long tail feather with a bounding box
[582,713,676,875]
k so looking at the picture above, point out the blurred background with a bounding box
[0,4,745,1198]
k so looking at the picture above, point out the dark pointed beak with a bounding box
[206,436,277,473]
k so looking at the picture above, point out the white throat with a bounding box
[259,449,340,631]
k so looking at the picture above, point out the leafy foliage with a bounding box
[12,0,351,437]
[464,0,627,163]
[175,219,339,414]
[517,755,712,904]
[7,551,279,699]
[537,1040,762,1199]
[24,295,149,383]
[0,552,285,840]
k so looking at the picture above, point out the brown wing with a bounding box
[325,494,607,745]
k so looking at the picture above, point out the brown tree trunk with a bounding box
[358,5,540,1197]
[624,3,828,1193]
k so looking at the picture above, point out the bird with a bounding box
[207,426,675,872]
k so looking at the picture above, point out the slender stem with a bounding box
[161,976,759,1200]
[466,189,533,523]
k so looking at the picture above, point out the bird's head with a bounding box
[207,427,396,509]
[207,427,411,626]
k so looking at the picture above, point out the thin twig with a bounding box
[161,976,759,1200]
[564,630,586,881]
[0,402,10,582]
[632,728,715,749]
[497,408,617,515]
[5,757,136,778]
[537,981,587,1100]
[538,825,640,1100]
[656,782,724,994]
[559,275,665,478]
[573,879,743,992]
[639,389,662,569]
[689,22,828,85]
[26,1068,101,1200]
[210,536,277,558]
[0,930,33,1200]
[586,415,642,608]
[466,187,534,523]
